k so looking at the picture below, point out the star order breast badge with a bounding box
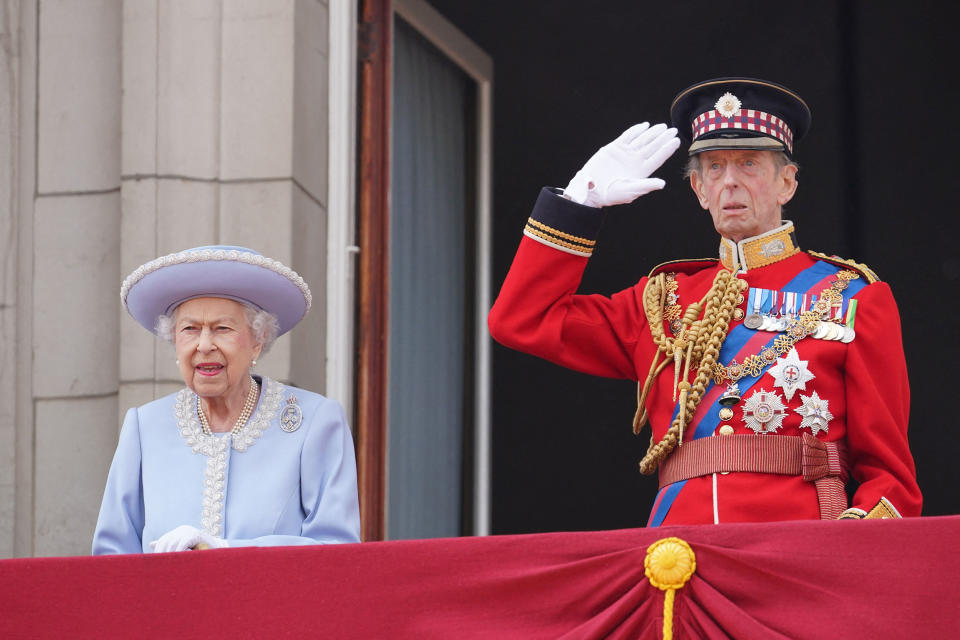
[742,388,787,434]
[768,347,815,401]
[795,391,833,436]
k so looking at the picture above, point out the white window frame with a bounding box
[326,0,360,421]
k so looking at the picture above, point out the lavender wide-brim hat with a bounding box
[121,246,311,336]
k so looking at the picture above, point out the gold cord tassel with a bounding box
[638,269,742,475]
[676,381,691,445]
[645,537,697,640]
[672,343,683,402]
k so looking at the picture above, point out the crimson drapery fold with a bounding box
[1,516,956,639]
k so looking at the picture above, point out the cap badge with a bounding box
[280,395,303,432]
[715,92,742,119]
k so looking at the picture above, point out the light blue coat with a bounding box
[93,376,361,554]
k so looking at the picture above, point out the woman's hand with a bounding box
[150,525,228,552]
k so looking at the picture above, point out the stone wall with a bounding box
[1,0,334,557]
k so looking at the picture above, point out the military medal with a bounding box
[770,292,784,331]
[795,390,833,435]
[841,299,858,343]
[711,272,859,423]
[758,290,775,331]
[812,319,829,340]
[829,297,845,339]
[280,395,303,432]
[768,290,785,331]
[833,296,845,322]
[773,291,789,331]
[759,290,778,331]
[742,388,787,434]
[768,347,815,401]
[744,288,764,329]
[778,291,798,332]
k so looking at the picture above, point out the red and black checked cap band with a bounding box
[692,108,795,153]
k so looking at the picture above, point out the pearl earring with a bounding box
[175,359,179,364]
[252,360,257,366]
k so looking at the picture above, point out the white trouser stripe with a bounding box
[712,473,719,524]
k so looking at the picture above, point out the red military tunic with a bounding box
[489,188,922,526]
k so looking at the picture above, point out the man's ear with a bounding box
[777,163,799,206]
[690,172,709,209]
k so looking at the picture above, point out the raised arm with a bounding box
[488,123,680,380]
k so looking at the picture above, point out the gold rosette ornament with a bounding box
[645,537,697,640]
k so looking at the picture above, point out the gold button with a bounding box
[718,425,734,436]
[733,308,745,321]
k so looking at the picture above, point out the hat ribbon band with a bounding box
[692,108,794,153]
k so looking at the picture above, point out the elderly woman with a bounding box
[92,246,361,554]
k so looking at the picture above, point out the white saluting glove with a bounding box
[149,524,229,553]
[564,122,681,208]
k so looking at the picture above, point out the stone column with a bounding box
[0,0,24,559]
[31,0,122,556]
[0,0,333,558]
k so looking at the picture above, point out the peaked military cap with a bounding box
[670,77,811,156]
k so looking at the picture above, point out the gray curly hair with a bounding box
[155,301,280,354]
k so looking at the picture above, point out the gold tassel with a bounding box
[671,333,687,402]
[645,537,696,640]
[676,382,691,445]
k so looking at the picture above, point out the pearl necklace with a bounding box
[197,377,260,436]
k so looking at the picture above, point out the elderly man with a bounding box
[488,77,922,526]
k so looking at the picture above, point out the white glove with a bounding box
[149,525,228,553]
[564,122,681,208]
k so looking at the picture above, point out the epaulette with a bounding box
[806,250,880,283]
[648,258,719,278]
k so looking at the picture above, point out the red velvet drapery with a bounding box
[2,516,956,639]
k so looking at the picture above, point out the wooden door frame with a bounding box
[355,0,493,541]
[356,0,391,542]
